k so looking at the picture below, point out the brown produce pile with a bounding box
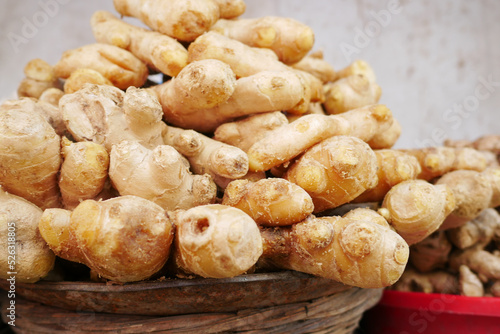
[1,0,499,293]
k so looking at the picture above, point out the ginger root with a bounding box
[336,59,377,83]
[0,188,56,283]
[59,137,110,210]
[392,268,459,294]
[0,103,61,209]
[291,51,337,83]
[17,59,61,99]
[409,231,452,272]
[447,208,500,249]
[449,247,500,281]
[54,43,148,90]
[259,211,409,288]
[367,118,402,149]
[172,204,263,278]
[91,11,188,77]
[379,179,455,245]
[285,136,378,213]
[63,68,112,94]
[459,265,484,297]
[222,178,314,226]
[210,16,314,64]
[38,88,64,107]
[109,141,217,211]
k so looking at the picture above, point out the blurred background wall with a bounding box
[1,0,499,148]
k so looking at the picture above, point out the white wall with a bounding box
[1,0,499,148]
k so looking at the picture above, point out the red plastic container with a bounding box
[361,290,500,334]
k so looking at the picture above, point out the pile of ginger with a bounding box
[1,0,500,294]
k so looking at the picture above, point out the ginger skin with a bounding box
[285,136,378,213]
[63,68,112,94]
[222,178,314,226]
[367,118,402,149]
[459,265,484,297]
[0,188,56,283]
[59,137,110,210]
[91,11,188,77]
[392,268,459,294]
[447,208,500,249]
[336,60,377,83]
[259,211,409,288]
[379,179,455,245]
[39,88,64,107]
[109,141,217,211]
[409,231,452,272]
[449,247,500,281]
[172,204,263,278]
[17,59,61,99]
[291,51,337,83]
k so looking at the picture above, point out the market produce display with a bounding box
[1,0,500,301]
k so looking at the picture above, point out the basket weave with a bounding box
[2,287,382,334]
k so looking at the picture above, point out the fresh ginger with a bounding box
[379,179,455,245]
[68,196,174,282]
[449,247,500,281]
[459,265,484,297]
[151,59,304,132]
[284,136,378,213]
[38,87,64,107]
[163,126,249,187]
[109,141,217,211]
[0,103,61,209]
[247,104,392,172]
[409,231,452,272]
[222,178,314,226]
[367,118,402,149]
[291,50,337,83]
[113,0,220,42]
[59,137,110,210]
[212,0,246,19]
[259,211,409,288]
[353,149,422,203]
[210,16,314,64]
[336,59,377,83]
[392,268,459,294]
[91,11,188,77]
[445,134,500,157]
[447,208,500,249]
[60,84,167,151]
[54,43,148,90]
[63,68,112,94]
[0,188,56,283]
[188,31,324,114]
[17,58,61,99]
[171,204,263,278]
[213,111,289,152]
[323,75,382,115]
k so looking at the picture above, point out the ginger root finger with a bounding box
[39,88,64,107]
[63,68,112,94]
[285,136,378,213]
[409,231,452,273]
[291,51,337,83]
[222,178,314,226]
[17,58,61,99]
[172,204,263,278]
[459,265,484,297]
[450,247,500,281]
[54,43,148,90]
[0,188,55,283]
[336,59,377,83]
[59,137,110,210]
[367,118,402,149]
[259,213,409,288]
[91,10,188,77]
[213,0,246,19]
[392,268,459,294]
[379,179,455,245]
[447,208,500,249]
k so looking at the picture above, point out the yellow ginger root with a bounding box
[0,188,55,283]
[284,101,326,123]
[459,265,484,297]
[69,196,173,282]
[353,150,421,203]
[60,84,166,151]
[152,59,304,132]
[409,231,452,272]
[379,179,455,245]
[336,59,377,83]
[163,126,249,186]
[188,31,324,114]
[109,141,216,211]
[59,137,110,210]
[336,104,394,143]
[323,75,382,115]
[392,268,459,294]
[436,170,493,230]
[113,0,219,42]
[210,16,314,64]
[63,68,113,94]
[0,97,66,136]
[222,178,314,226]
[367,118,402,149]
[171,204,263,278]
[403,147,488,181]
[291,51,337,83]
[38,88,64,107]
[39,208,85,263]
[447,208,500,249]
[445,135,500,157]
[0,105,61,209]
[91,11,188,77]
[213,111,288,152]
[285,136,378,213]
[259,212,409,288]
[17,59,61,99]
[342,207,392,229]
[54,43,148,90]
[449,247,500,281]
[213,0,246,18]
